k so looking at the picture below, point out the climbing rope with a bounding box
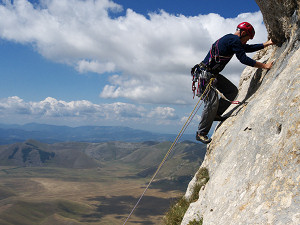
[122,78,215,225]
[213,87,241,104]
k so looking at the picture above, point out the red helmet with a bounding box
[237,22,255,39]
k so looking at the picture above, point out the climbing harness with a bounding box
[210,39,233,64]
[122,78,215,225]
[191,64,241,104]
[208,39,233,73]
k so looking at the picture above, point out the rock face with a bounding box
[181,2,299,225]
[255,0,299,45]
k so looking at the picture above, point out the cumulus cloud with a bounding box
[148,107,178,120]
[0,0,267,105]
[0,96,179,125]
[0,96,102,117]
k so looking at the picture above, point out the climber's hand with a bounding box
[264,61,274,69]
[264,39,275,47]
[254,60,274,69]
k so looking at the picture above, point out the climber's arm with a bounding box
[254,40,275,69]
[254,61,273,69]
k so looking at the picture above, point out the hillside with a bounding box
[0,139,206,181]
[0,140,99,168]
[180,1,299,225]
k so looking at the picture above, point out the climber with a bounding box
[192,22,275,144]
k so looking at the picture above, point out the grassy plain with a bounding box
[0,163,183,225]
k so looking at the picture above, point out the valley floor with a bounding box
[0,164,183,225]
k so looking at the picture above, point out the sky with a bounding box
[0,0,267,134]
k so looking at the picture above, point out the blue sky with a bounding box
[0,0,266,134]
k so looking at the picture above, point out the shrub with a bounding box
[163,197,190,225]
[163,167,209,225]
[196,167,209,183]
[189,183,202,203]
[188,217,203,225]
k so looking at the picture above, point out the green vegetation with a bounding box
[189,183,203,203]
[188,217,203,225]
[163,167,209,225]
[163,198,190,225]
[196,167,209,183]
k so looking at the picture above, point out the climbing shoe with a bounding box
[214,115,228,121]
[196,133,212,144]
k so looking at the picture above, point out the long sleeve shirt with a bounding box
[202,34,264,73]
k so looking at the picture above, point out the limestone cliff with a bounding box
[181,1,299,225]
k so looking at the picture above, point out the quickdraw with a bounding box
[191,65,214,99]
[192,74,200,99]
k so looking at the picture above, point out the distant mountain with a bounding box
[0,140,206,180]
[0,123,195,144]
[0,139,99,168]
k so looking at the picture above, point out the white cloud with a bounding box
[148,107,178,120]
[77,60,116,74]
[0,96,102,117]
[0,0,268,105]
[0,96,180,126]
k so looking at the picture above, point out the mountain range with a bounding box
[0,123,196,145]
